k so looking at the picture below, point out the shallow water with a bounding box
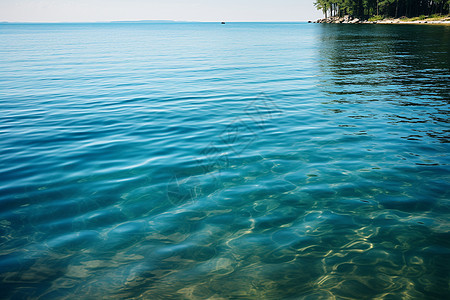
[0,22,449,299]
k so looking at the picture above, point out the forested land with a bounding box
[314,0,450,19]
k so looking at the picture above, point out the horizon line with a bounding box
[0,20,311,24]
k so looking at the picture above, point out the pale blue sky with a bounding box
[0,0,322,22]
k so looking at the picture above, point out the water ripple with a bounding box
[0,22,449,299]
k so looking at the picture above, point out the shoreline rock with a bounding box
[369,18,450,25]
[313,15,450,25]
[315,15,359,24]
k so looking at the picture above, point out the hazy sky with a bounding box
[0,0,322,22]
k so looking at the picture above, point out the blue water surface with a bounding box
[0,22,449,299]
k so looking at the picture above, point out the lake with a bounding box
[0,22,449,299]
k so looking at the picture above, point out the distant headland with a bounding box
[110,20,191,23]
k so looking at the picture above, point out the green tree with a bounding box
[314,0,450,19]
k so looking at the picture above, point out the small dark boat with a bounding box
[221,22,226,24]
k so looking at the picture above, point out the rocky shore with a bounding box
[312,15,450,25]
[314,15,362,24]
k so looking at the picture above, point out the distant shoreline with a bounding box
[0,21,312,25]
[313,15,450,25]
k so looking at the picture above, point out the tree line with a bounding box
[314,0,450,19]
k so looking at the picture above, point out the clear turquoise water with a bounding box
[0,22,449,299]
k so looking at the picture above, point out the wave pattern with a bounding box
[0,23,449,299]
